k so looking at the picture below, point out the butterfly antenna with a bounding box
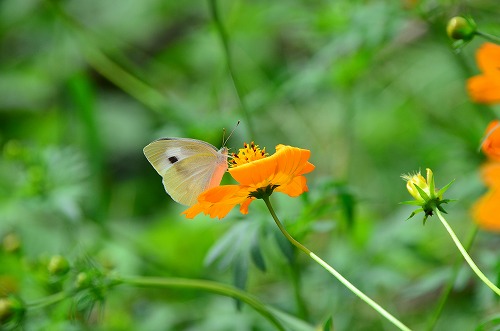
[222,120,240,147]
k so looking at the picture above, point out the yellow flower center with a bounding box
[230,142,268,167]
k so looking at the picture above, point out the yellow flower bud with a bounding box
[401,168,454,224]
[402,169,436,202]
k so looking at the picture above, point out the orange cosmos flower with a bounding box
[467,43,500,104]
[481,120,500,161]
[472,162,500,232]
[182,143,315,219]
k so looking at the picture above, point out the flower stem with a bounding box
[26,291,68,310]
[262,196,412,331]
[208,0,255,138]
[425,226,478,331]
[434,209,500,296]
[113,276,288,331]
[476,30,500,45]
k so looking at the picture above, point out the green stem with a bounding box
[208,0,255,138]
[26,292,68,310]
[425,226,478,331]
[114,276,287,331]
[476,30,500,45]
[435,209,500,296]
[262,196,412,331]
[44,0,177,118]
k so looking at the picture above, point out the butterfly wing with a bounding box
[143,138,228,206]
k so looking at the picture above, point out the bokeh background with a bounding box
[1,0,499,330]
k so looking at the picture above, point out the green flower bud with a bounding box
[0,298,13,324]
[401,168,455,224]
[47,255,70,276]
[75,272,90,289]
[2,233,21,253]
[0,296,25,327]
[447,16,476,41]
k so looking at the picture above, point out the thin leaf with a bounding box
[250,234,266,272]
[400,200,424,206]
[233,257,248,311]
[406,208,423,221]
[204,225,240,267]
[274,228,295,264]
[414,184,430,201]
[322,316,334,331]
[437,179,455,198]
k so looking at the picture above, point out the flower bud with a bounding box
[2,233,21,253]
[0,298,13,324]
[47,255,70,276]
[401,168,454,224]
[0,296,24,326]
[75,272,90,289]
[447,16,476,41]
[404,171,431,202]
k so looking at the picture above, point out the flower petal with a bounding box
[472,189,500,232]
[467,75,500,104]
[481,120,500,161]
[467,43,500,104]
[276,175,309,197]
[480,162,500,188]
[183,185,249,219]
[476,43,500,75]
[239,197,254,214]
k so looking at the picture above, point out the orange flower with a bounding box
[472,162,500,232]
[481,120,500,161]
[183,143,315,219]
[467,43,500,104]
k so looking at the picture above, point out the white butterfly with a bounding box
[143,138,229,206]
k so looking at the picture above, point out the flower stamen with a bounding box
[230,142,268,167]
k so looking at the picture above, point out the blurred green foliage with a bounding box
[1,0,499,330]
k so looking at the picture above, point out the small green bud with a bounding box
[0,298,13,324]
[47,255,70,276]
[447,16,476,41]
[0,296,25,327]
[75,272,90,289]
[3,141,23,160]
[2,233,21,253]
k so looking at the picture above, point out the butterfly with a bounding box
[143,138,229,206]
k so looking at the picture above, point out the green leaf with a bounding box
[274,228,295,264]
[233,257,248,311]
[414,184,430,201]
[475,313,500,330]
[337,185,356,228]
[406,208,423,221]
[437,179,455,198]
[322,316,334,331]
[250,234,267,272]
[204,225,241,269]
[400,200,424,206]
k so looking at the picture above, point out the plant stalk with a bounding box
[435,209,500,296]
[262,196,412,331]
